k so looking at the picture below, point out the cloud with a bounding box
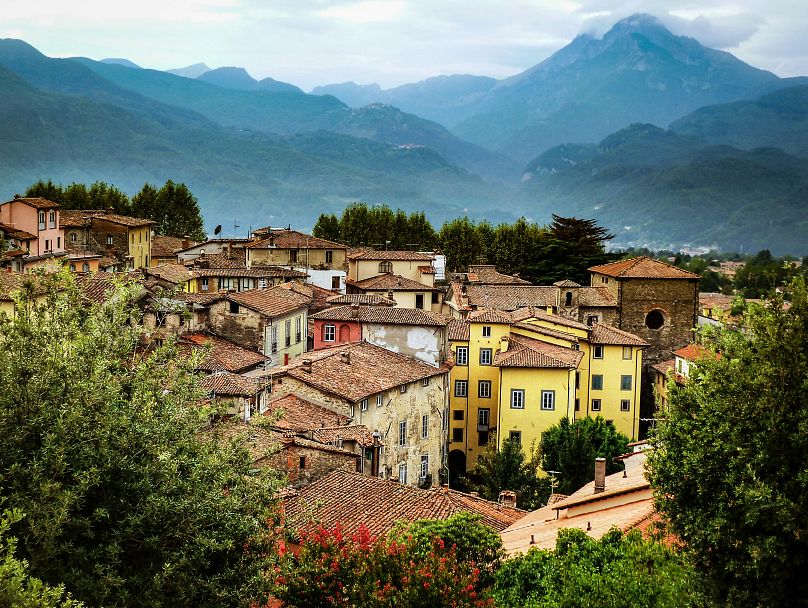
[317,1,406,23]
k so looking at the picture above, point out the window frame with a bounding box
[510,389,525,409]
[591,398,602,412]
[323,323,336,342]
[509,430,522,445]
[455,346,469,366]
[478,408,490,428]
[622,346,633,360]
[541,390,555,411]
[325,250,333,264]
[398,463,407,485]
[360,399,368,412]
[376,394,383,407]
[479,348,492,365]
[421,414,429,438]
[621,375,632,391]
[481,326,491,337]
[592,374,603,390]
[454,380,468,398]
[399,420,407,446]
[593,345,604,359]
[452,427,464,443]
[379,261,393,273]
[621,399,631,412]
[478,380,492,399]
[420,454,429,480]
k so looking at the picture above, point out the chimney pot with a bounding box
[302,358,312,373]
[530,534,535,545]
[350,302,360,318]
[340,351,350,364]
[594,457,606,494]
[498,489,517,508]
[442,483,449,493]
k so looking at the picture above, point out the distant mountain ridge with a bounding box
[166,62,211,78]
[197,66,303,93]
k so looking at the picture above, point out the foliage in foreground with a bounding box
[494,528,698,608]
[272,514,500,608]
[469,438,552,510]
[648,278,808,606]
[0,271,279,608]
[540,416,630,496]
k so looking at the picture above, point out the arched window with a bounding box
[379,261,393,273]
[645,309,666,330]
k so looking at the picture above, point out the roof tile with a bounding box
[588,256,700,279]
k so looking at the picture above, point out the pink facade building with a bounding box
[0,196,65,265]
[312,317,361,350]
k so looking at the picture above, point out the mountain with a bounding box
[312,74,497,126]
[166,62,211,78]
[100,57,141,69]
[0,49,505,231]
[671,85,808,158]
[197,66,303,93]
[450,14,779,162]
[519,123,808,254]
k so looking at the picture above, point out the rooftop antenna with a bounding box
[232,219,240,240]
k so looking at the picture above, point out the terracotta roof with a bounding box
[467,308,513,324]
[189,249,247,269]
[0,272,33,301]
[170,292,221,306]
[348,273,439,291]
[347,249,434,261]
[588,324,648,346]
[60,209,155,228]
[284,469,524,538]
[447,318,470,341]
[0,222,36,241]
[511,321,579,343]
[1,196,58,210]
[177,332,267,373]
[699,292,734,310]
[227,285,311,317]
[247,229,347,250]
[311,305,447,326]
[264,392,349,432]
[311,425,376,448]
[279,341,450,402]
[588,256,700,279]
[418,265,436,274]
[145,263,194,285]
[578,286,617,307]
[201,371,264,396]
[494,333,583,369]
[280,282,334,313]
[552,455,650,511]
[674,343,720,361]
[464,285,556,311]
[151,236,193,258]
[76,271,146,304]
[325,293,396,306]
[193,267,307,279]
[511,307,590,331]
[553,279,581,288]
[651,359,675,376]
[467,265,531,285]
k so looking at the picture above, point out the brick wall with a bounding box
[267,443,358,487]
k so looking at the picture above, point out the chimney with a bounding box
[469,491,479,497]
[500,335,509,353]
[442,483,449,493]
[498,490,517,508]
[594,457,606,494]
[182,235,190,250]
[350,302,360,318]
[301,359,312,373]
[227,242,233,259]
[340,351,351,364]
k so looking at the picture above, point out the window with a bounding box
[593,345,604,359]
[38,211,45,230]
[220,277,234,290]
[289,249,298,263]
[478,431,489,446]
[415,294,424,309]
[376,394,383,407]
[452,428,464,442]
[422,414,429,438]
[69,263,76,271]
[399,421,407,446]
[510,389,525,409]
[331,275,341,289]
[541,390,555,410]
[622,346,632,360]
[201,278,209,291]
[621,375,632,391]
[44,239,50,251]
[82,262,90,272]
[285,319,292,347]
[46,210,55,228]
[591,398,602,412]
[587,315,599,327]
[323,324,336,342]
[509,431,522,445]
[229,301,239,314]
[131,234,135,245]
[325,250,333,264]
[478,408,490,429]
[400,384,407,394]
[69,232,77,243]
[645,309,665,330]
[349,404,356,417]
[592,375,603,390]
[454,380,468,397]
[270,325,278,353]
[565,291,573,306]
[432,292,439,304]
[677,359,683,373]
[479,348,492,365]
[575,398,580,411]
[379,261,393,273]
[455,346,468,365]
[295,316,302,343]
[106,235,114,246]
[453,409,464,421]
[56,236,60,249]
[422,377,429,387]
[299,456,306,470]
[482,326,491,337]
[575,371,580,389]
[361,399,368,412]
[478,380,492,398]
[398,463,407,484]
[621,399,631,412]
[420,455,429,480]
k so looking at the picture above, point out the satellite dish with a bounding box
[214,224,222,236]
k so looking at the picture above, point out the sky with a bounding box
[2,0,807,90]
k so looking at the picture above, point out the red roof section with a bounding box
[588,256,700,279]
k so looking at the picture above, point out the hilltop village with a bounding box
[0,195,714,549]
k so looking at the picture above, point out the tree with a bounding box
[0,507,83,608]
[469,438,551,510]
[156,180,206,241]
[493,528,698,608]
[0,271,279,607]
[438,217,485,272]
[25,180,131,214]
[647,278,808,606]
[540,417,629,496]
[312,213,341,242]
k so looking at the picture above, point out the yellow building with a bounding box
[447,308,647,475]
[60,210,155,269]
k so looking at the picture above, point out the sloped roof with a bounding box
[145,263,194,285]
[447,318,470,341]
[201,371,264,396]
[511,321,579,343]
[511,307,590,331]
[588,324,648,346]
[325,293,396,306]
[283,469,524,537]
[151,236,193,258]
[76,271,147,304]
[494,334,583,369]
[0,222,36,241]
[467,265,531,285]
[467,308,513,324]
[247,228,347,250]
[189,249,247,269]
[588,256,700,279]
[674,343,719,361]
[264,392,349,431]
[553,279,581,288]
[578,286,617,307]
[311,425,376,448]
[279,341,450,402]
[193,267,307,279]
[348,273,439,291]
[60,209,154,228]
[311,305,447,327]
[227,285,311,317]
[0,272,38,301]
[347,249,434,261]
[177,332,266,373]
[464,285,556,311]
[1,196,58,210]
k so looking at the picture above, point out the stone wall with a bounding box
[266,443,358,487]
[208,300,264,352]
[362,323,447,367]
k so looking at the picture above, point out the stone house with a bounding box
[253,341,451,487]
[60,209,155,269]
[346,249,435,284]
[175,331,267,374]
[200,371,271,422]
[346,273,442,312]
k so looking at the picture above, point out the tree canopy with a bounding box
[468,438,551,510]
[0,272,279,607]
[313,203,437,250]
[647,278,808,606]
